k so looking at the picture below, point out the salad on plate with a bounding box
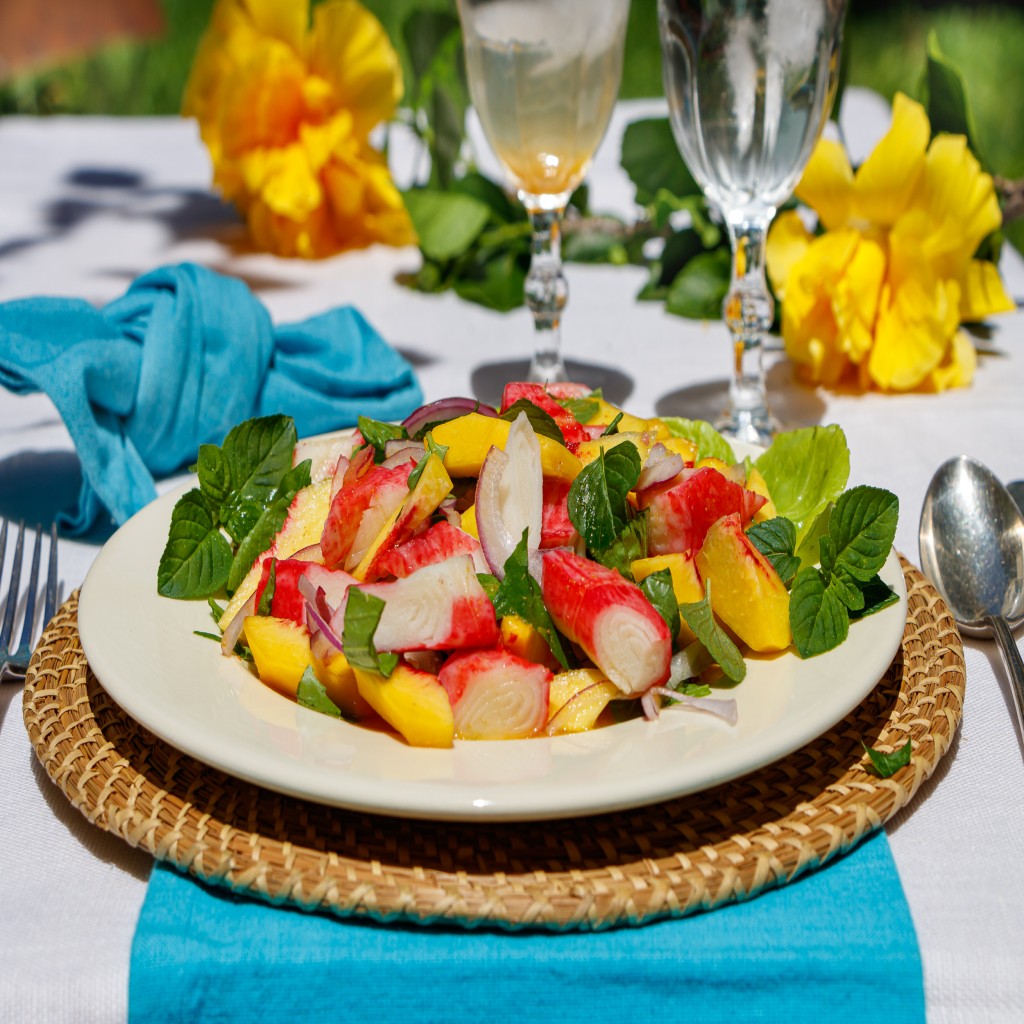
[156,382,900,750]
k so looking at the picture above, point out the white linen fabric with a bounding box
[0,92,1022,1022]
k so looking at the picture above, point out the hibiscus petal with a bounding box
[853,93,929,227]
[959,258,1017,322]
[796,138,854,231]
[308,0,403,138]
[244,0,309,54]
[765,210,813,299]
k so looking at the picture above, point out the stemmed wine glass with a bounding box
[658,0,847,444]
[457,0,631,383]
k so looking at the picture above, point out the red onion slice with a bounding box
[220,592,256,657]
[637,443,684,493]
[401,397,498,438]
[382,446,423,470]
[647,687,738,726]
[385,438,425,459]
[475,446,515,578]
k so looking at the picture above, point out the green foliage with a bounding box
[342,590,399,678]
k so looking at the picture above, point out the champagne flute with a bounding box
[658,0,846,444]
[457,0,630,383]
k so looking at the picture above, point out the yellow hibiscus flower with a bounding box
[183,0,415,258]
[766,93,1014,392]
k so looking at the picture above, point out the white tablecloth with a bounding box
[1,92,1022,1022]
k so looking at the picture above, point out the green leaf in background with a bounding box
[638,567,681,638]
[662,418,735,463]
[925,31,981,162]
[745,517,800,585]
[621,118,701,204]
[403,189,491,261]
[666,247,731,319]
[453,248,527,311]
[678,581,746,683]
[755,425,850,548]
[864,739,912,778]
[452,171,521,223]
[403,8,459,84]
[296,666,343,719]
[567,442,643,551]
[638,227,707,301]
[789,566,850,658]
[157,488,233,598]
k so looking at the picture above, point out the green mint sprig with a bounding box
[157,415,311,600]
[341,590,399,678]
[679,581,747,684]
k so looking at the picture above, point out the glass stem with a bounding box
[721,211,776,444]
[524,205,568,383]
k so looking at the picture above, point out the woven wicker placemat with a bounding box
[23,557,963,932]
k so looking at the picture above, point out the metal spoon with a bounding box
[919,456,1024,751]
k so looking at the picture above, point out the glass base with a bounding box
[527,351,568,385]
[715,406,778,449]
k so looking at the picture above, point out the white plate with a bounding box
[78,451,908,823]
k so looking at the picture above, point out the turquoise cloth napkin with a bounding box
[0,264,422,534]
[130,831,924,1023]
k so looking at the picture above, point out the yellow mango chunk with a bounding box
[429,413,581,481]
[745,466,778,522]
[661,436,699,464]
[353,664,455,748]
[461,504,479,539]
[616,412,670,440]
[501,613,556,669]
[311,646,373,720]
[695,514,791,652]
[575,432,651,467]
[244,615,312,698]
[546,668,619,735]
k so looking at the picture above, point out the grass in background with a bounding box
[2,0,1022,180]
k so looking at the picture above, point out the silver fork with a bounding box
[0,520,59,683]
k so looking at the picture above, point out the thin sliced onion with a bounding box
[330,455,350,500]
[401,397,497,438]
[475,446,515,578]
[637,443,683,492]
[220,592,256,656]
[297,575,331,621]
[668,642,715,687]
[500,411,543,548]
[647,687,738,726]
[385,438,425,459]
[299,576,345,651]
[641,691,659,721]
[382,446,422,469]
[439,496,461,528]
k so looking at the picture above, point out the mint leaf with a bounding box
[850,576,900,620]
[829,567,866,612]
[638,568,681,639]
[296,666,343,719]
[745,517,800,584]
[500,399,565,445]
[227,496,291,594]
[826,485,899,583]
[157,489,233,598]
[342,589,398,678]
[680,682,712,697]
[756,425,850,548]
[222,415,298,510]
[556,396,599,424]
[678,581,746,683]
[568,442,643,550]
[358,416,408,462]
[864,739,912,778]
[476,572,500,603]
[256,560,276,616]
[790,567,850,657]
[592,512,648,578]
[408,437,448,490]
[196,442,231,513]
[493,531,570,670]
[662,417,735,463]
[601,412,624,436]
[795,503,833,570]
[193,630,222,643]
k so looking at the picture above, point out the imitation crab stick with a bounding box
[539,549,672,695]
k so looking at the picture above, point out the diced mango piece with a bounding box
[501,613,557,669]
[695,513,791,652]
[546,668,620,735]
[311,646,374,720]
[575,432,651,466]
[429,413,581,481]
[745,466,778,522]
[461,504,479,539]
[244,615,312,697]
[661,436,699,464]
[616,412,670,440]
[353,664,455,748]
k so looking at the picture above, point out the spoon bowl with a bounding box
[919,455,1024,750]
